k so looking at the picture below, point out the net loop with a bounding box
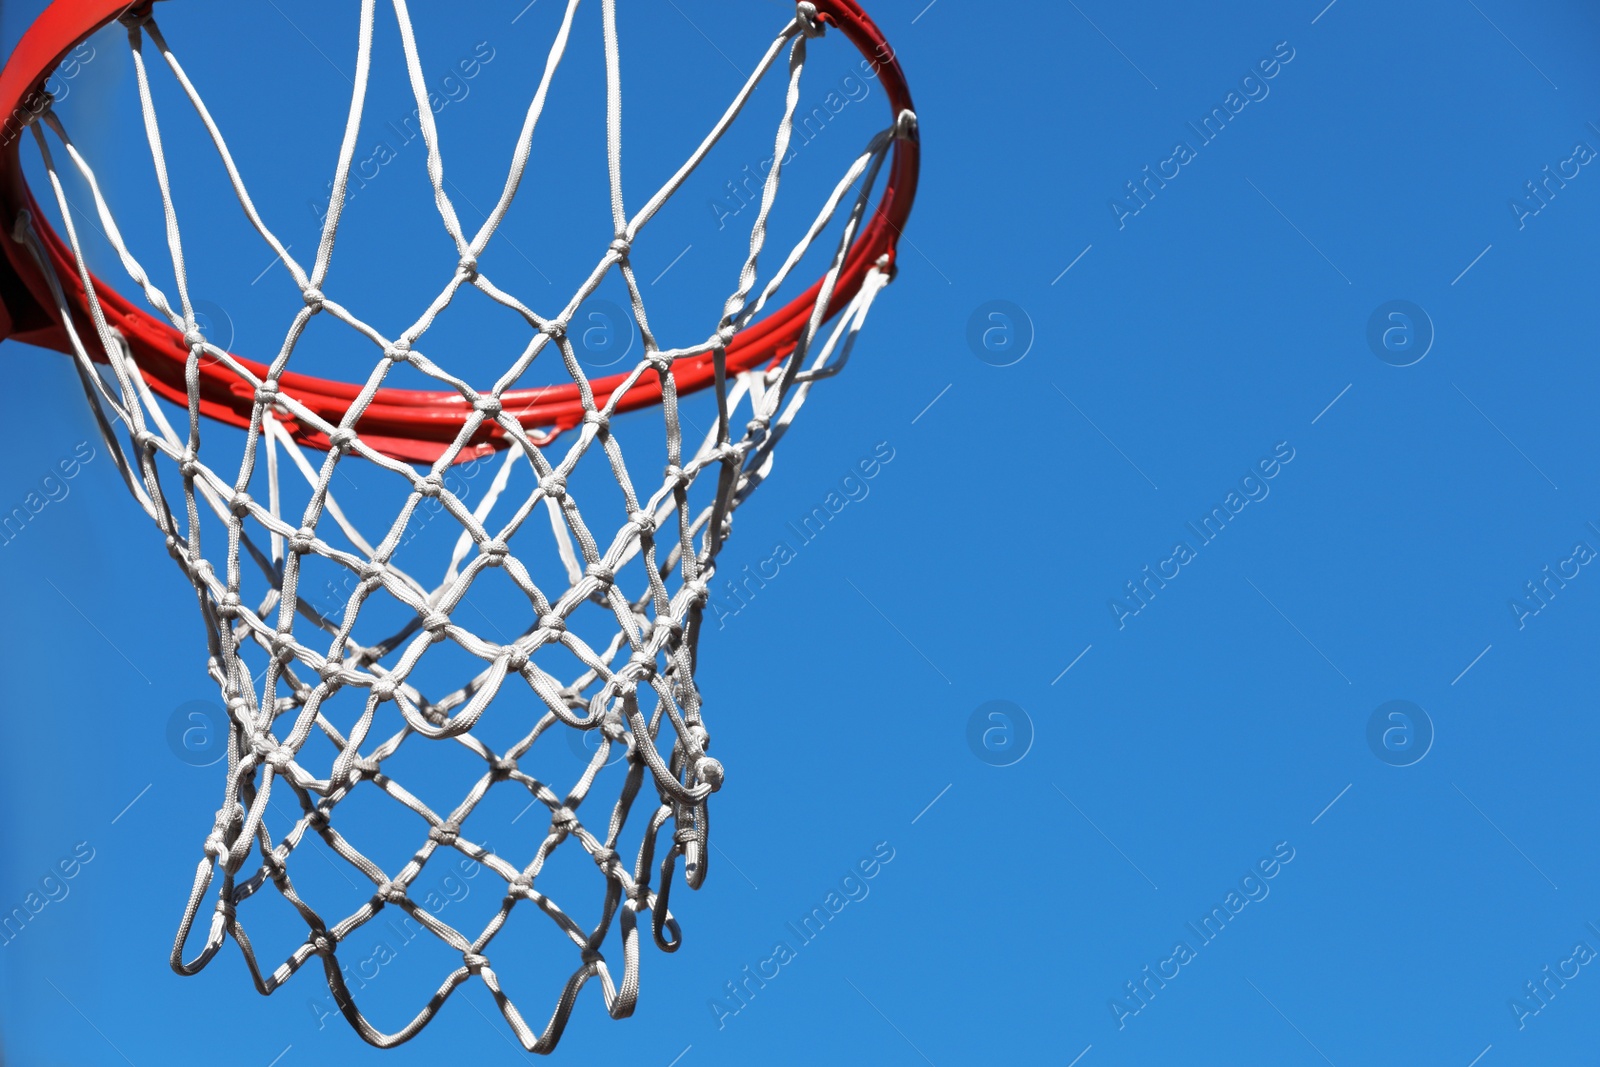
[796,2,826,37]
[652,852,682,952]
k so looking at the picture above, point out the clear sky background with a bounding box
[4,1,1600,1065]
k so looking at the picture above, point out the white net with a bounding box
[11,0,909,1051]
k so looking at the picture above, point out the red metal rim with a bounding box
[0,0,918,465]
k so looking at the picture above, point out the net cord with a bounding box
[11,0,901,1052]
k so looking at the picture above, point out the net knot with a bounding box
[385,339,412,363]
[217,590,241,618]
[646,351,673,374]
[308,929,337,957]
[253,379,280,405]
[251,736,295,772]
[662,463,686,486]
[327,427,356,453]
[536,613,565,634]
[694,756,725,791]
[627,649,657,680]
[417,473,445,498]
[796,2,826,37]
[300,286,325,312]
[539,320,565,340]
[474,395,502,417]
[263,845,289,877]
[203,831,229,859]
[305,807,331,832]
[429,822,460,847]
[590,847,618,872]
[228,490,253,518]
[178,449,201,479]
[490,756,518,780]
[629,510,657,535]
[580,946,605,965]
[479,539,510,565]
[421,609,450,637]
[685,578,709,605]
[539,473,567,499]
[586,563,615,587]
[673,825,699,847]
[550,807,580,835]
[370,676,398,702]
[316,663,345,695]
[289,526,317,554]
[509,872,535,898]
[182,327,206,352]
[583,409,609,432]
[213,897,236,922]
[608,237,631,259]
[463,953,490,974]
[268,630,296,662]
[457,253,479,278]
[504,645,530,671]
[375,881,408,905]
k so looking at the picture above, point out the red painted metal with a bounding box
[0,0,918,464]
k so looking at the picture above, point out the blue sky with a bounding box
[4,1,1600,1064]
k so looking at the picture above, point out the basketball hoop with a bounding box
[0,0,918,1054]
[0,0,917,465]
